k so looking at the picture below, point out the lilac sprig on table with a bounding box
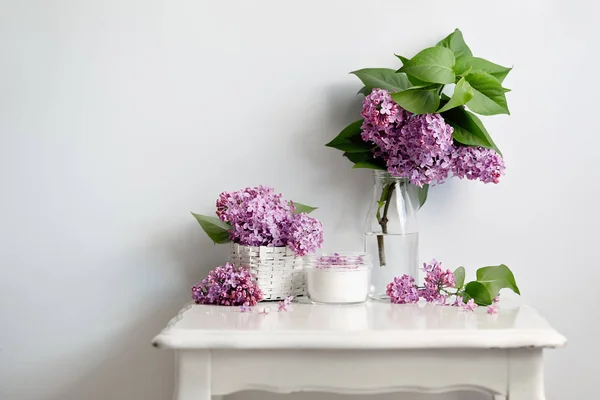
[192,263,263,306]
[387,260,520,309]
[192,186,323,257]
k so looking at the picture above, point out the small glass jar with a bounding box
[304,253,372,305]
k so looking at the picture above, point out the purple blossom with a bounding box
[286,213,324,257]
[461,299,478,312]
[278,296,294,312]
[239,304,252,312]
[419,260,455,303]
[451,146,505,184]
[214,186,323,256]
[359,88,506,186]
[493,295,500,303]
[386,274,420,304]
[192,262,263,306]
[216,186,294,247]
[360,89,454,187]
[487,304,499,314]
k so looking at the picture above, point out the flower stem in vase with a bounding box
[376,182,396,267]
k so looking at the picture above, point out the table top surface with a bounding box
[152,300,566,350]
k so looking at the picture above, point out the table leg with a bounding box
[507,349,545,400]
[174,350,212,400]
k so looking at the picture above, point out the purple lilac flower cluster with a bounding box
[192,262,263,306]
[286,213,324,257]
[215,186,323,256]
[419,259,455,304]
[361,88,505,187]
[451,146,505,184]
[386,274,420,304]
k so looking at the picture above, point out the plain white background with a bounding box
[0,1,597,399]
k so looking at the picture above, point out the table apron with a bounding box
[208,349,509,396]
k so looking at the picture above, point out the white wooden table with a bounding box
[153,301,565,400]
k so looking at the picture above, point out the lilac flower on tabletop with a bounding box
[278,296,294,312]
[461,299,478,312]
[239,304,252,313]
[386,274,420,304]
[286,213,324,257]
[487,304,499,315]
[452,146,505,184]
[192,262,263,306]
[420,260,455,304]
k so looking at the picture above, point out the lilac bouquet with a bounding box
[192,186,323,257]
[387,260,520,310]
[326,29,511,200]
[192,262,263,306]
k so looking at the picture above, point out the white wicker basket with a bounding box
[230,243,306,301]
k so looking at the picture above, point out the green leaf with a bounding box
[464,281,493,306]
[464,72,510,116]
[391,86,441,114]
[292,202,318,214]
[350,68,411,93]
[454,57,512,83]
[442,107,502,156]
[397,47,456,84]
[417,184,429,208]
[437,77,474,112]
[453,267,466,288]
[352,161,386,170]
[343,152,386,170]
[357,86,370,95]
[476,264,521,299]
[191,213,231,244]
[436,29,473,60]
[326,120,363,148]
[332,141,374,153]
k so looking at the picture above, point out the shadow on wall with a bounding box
[47,225,228,400]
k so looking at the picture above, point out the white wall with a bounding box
[0,1,597,399]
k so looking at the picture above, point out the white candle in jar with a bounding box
[304,253,371,304]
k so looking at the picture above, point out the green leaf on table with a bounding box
[437,77,474,112]
[453,266,466,288]
[454,57,512,83]
[464,71,510,116]
[397,47,456,84]
[292,202,318,214]
[391,86,441,114]
[326,120,363,148]
[464,281,493,306]
[350,68,411,93]
[436,29,473,60]
[476,264,521,299]
[191,213,231,244]
[441,106,502,156]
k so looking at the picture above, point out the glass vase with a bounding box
[364,170,419,300]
